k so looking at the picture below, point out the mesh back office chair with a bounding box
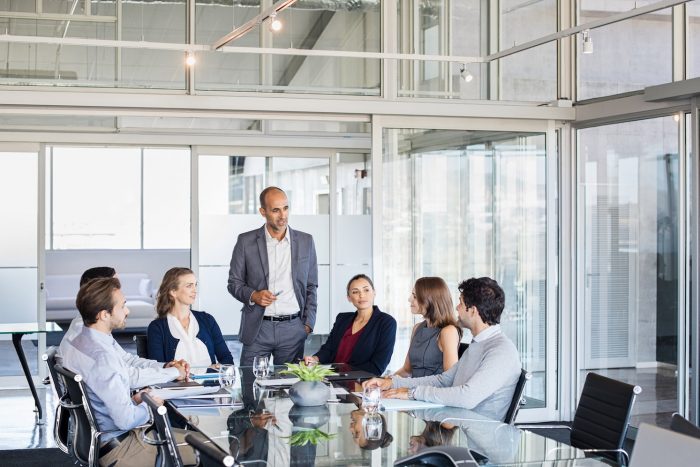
[42,346,70,455]
[520,372,641,465]
[670,413,700,439]
[458,343,469,359]
[503,369,532,424]
[54,364,146,467]
[134,334,149,358]
[142,393,184,467]
[185,432,235,467]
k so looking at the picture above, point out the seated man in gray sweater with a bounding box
[363,277,521,421]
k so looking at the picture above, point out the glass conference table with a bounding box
[168,367,611,466]
[0,321,61,424]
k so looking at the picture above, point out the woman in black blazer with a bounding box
[303,274,397,375]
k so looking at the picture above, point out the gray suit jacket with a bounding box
[227,225,318,346]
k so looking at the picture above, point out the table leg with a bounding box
[12,332,44,424]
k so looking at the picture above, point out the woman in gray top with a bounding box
[393,277,462,377]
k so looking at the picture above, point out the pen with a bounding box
[274,290,283,296]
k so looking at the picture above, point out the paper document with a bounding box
[351,392,445,411]
[255,377,299,387]
[150,386,221,400]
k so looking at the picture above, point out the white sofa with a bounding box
[45,273,157,328]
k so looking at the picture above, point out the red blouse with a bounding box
[334,323,365,364]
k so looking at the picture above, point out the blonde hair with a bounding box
[156,267,194,318]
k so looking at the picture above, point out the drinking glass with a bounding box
[253,355,270,379]
[218,364,236,389]
[362,412,384,441]
[362,385,381,412]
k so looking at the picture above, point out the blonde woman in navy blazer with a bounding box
[303,274,396,375]
[148,267,233,367]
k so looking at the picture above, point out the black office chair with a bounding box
[458,343,469,358]
[134,334,149,358]
[142,393,184,467]
[670,413,700,439]
[55,364,143,467]
[503,369,532,424]
[520,372,641,465]
[185,432,235,467]
[43,346,70,455]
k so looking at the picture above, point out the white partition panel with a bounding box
[0,152,38,324]
[199,214,263,266]
[0,269,38,324]
[198,265,241,335]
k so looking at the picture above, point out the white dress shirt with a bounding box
[263,226,300,317]
[167,312,212,367]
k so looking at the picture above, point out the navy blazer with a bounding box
[147,310,234,365]
[314,306,397,376]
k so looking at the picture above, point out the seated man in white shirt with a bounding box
[363,277,521,422]
[61,277,196,466]
[58,266,188,388]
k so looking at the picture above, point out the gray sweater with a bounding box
[392,325,521,421]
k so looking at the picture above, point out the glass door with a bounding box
[577,116,683,427]
[376,117,558,420]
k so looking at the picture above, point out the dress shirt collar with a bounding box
[471,324,501,343]
[264,224,290,244]
[83,325,116,346]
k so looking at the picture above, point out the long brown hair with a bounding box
[156,267,194,318]
[414,277,463,339]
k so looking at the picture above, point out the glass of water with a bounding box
[362,385,381,413]
[253,355,270,379]
[362,412,384,441]
[218,364,236,389]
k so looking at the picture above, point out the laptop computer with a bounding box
[629,423,700,467]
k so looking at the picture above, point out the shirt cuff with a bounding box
[249,291,255,306]
[164,367,180,380]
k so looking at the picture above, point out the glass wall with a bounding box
[197,154,332,339]
[689,1,700,79]
[47,146,191,250]
[195,1,380,94]
[578,2,673,100]
[382,127,551,409]
[578,116,680,427]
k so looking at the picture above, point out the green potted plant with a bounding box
[286,428,336,446]
[279,363,336,406]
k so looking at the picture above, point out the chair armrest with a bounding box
[578,447,630,464]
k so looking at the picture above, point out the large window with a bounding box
[578,116,681,427]
[382,127,551,411]
[48,146,190,250]
[578,1,673,100]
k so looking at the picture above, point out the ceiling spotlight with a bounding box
[185,52,196,67]
[459,64,474,83]
[269,13,283,32]
[582,29,593,55]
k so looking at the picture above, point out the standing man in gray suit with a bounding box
[228,186,318,366]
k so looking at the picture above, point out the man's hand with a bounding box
[250,412,277,429]
[382,387,410,399]
[362,377,393,391]
[303,355,319,366]
[304,324,312,335]
[132,389,163,406]
[166,359,190,380]
[251,290,278,307]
